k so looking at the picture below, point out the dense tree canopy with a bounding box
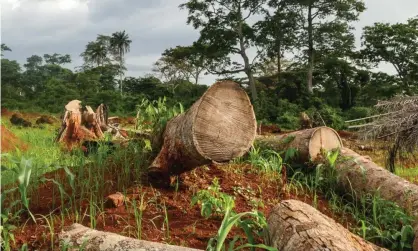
[361,16,418,94]
[1,6,417,130]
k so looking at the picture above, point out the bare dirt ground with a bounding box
[1,125,29,153]
[9,162,356,250]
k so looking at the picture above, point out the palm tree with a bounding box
[81,41,108,67]
[110,30,132,95]
[1,43,11,57]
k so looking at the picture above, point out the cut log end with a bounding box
[193,80,257,162]
[151,80,257,174]
[255,126,343,162]
[308,126,343,160]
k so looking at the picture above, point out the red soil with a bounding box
[258,124,282,135]
[1,125,28,152]
[8,162,355,250]
[1,107,12,116]
[2,107,59,125]
[337,130,358,139]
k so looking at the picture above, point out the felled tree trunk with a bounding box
[338,147,418,250]
[265,200,387,251]
[59,223,202,251]
[257,128,418,249]
[255,126,343,162]
[150,80,257,175]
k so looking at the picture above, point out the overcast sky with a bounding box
[1,0,417,85]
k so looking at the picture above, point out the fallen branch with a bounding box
[345,111,396,123]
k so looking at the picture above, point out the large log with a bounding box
[59,223,202,251]
[150,80,257,175]
[338,147,418,250]
[265,199,387,251]
[258,127,418,249]
[255,126,343,162]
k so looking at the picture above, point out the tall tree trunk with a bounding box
[276,11,282,83]
[237,7,257,102]
[120,52,123,96]
[194,68,199,85]
[240,39,257,102]
[307,3,314,93]
[246,69,257,102]
[339,70,352,110]
[277,42,282,83]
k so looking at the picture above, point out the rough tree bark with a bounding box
[56,100,101,150]
[96,103,109,131]
[59,223,202,251]
[307,2,314,94]
[265,200,387,251]
[237,5,257,102]
[337,147,418,250]
[56,100,118,151]
[255,126,343,162]
[150,80,257,175]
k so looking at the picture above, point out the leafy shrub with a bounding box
[191,178,233,219]
[344,106,373,120]
[274,99,301,129]
[135,96,184,134]
[307,104,345,130]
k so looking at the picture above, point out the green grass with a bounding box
[1,119,87,185]
[1,99,178,250]
[396,166,418,182]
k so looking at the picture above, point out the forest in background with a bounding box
[1,0,417,130]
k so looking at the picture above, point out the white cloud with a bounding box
[1,0,417,85]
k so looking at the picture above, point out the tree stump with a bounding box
[56,100,106,151]
[299,112,312,129]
